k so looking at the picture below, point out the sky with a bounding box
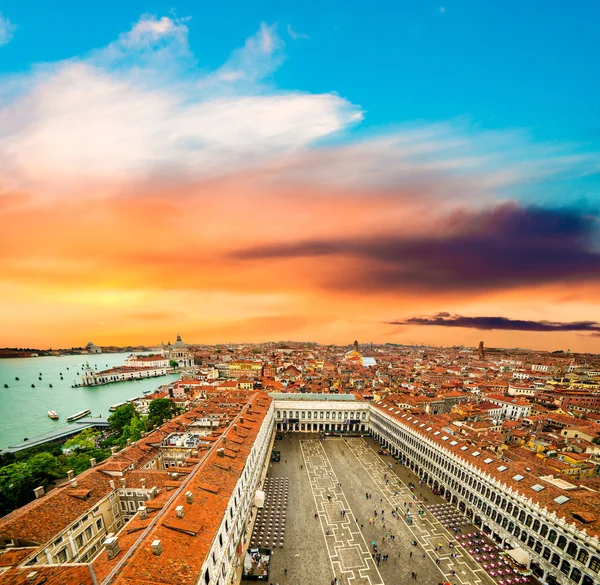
[1,1,600,351]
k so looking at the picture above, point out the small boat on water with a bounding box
[15,376,19,380]
[49,383,53,388]
[67,409,91,422]
[109,402,127,412]
[48,410,59,420]
[3,384,7,388]
[31,384,35,388]
[143,389,152,395]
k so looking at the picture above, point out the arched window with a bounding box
[548,530,557,544]
[542,547,551,560]
[570,567,582,584]
[540,524,548,538]
[557,535,567,550]
[532,519,540,532]
[589,557,600,573]
[518,510,526,522]
[566,542,577,558]
[577,549,589,564]
[525,515,533,527]
[551,553,561,567]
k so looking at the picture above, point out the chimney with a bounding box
[223,436,227,445]
[141,431,147,437]
[217,448,225,457]
[33,486,45,499]
[149,486,158,498]
[127,438,131,446]
[104,536,120,560]
[175,505,184,518]
[240,416,244,424]
[70,477,78,488]
[138,506,148,519]
[186,491,194,504]
[120,478,126,488]
[67,470,75,480]
[233,424,238,432]
[109,480,115,490]
[90,458,97,467]
[151,540,162,556]
[26,572,38,581]
[111,446,119,455]
[141,478,147,489]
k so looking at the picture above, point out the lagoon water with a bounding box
[0,353,179,450]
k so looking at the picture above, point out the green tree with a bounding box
[169,359,178,369]
[64,428,100,452]
[108,403,136,433]
[0,462,37,514]
[148,398,177,427]
[118,415,146,447]
[28,452,62,481]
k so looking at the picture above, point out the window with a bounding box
[326,412,330,419]
[96,518,103,531]
[307,411,311,419]
[56,548,68,563]
[577,549,589,564]
[542,547,551,560]
[570,567,582,583]
[85,526,93,540]
[548,530,557,544]
[589,557,600,573]
[320,412,324,419]
[75,533,84,548]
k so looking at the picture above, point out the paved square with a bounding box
[261,435,498,585]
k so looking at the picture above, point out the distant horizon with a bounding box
[0,340,588,356]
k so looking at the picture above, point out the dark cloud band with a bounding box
[388,313,600,332]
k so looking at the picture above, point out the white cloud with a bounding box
[287,24,308,41]
[0,17,361,192]
[0,12,16,46]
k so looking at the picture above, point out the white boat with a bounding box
[67,409,91,422]
[109,402,127,412]
[48,410,59,420]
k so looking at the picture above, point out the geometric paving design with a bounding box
[345,438,495,585]
[301,439,384,585]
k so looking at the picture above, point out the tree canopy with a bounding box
[64,428,100,452]
[108,403,136,433]
[148,398,177,427]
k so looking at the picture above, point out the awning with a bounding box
[507,547,530,567]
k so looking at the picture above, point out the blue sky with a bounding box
[1,0,599,146]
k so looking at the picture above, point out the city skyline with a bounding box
[1,2,600,351]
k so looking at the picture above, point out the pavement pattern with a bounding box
[263,435,498,585]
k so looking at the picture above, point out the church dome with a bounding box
[173,333,186,349]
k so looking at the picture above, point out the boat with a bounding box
[31,384,35,388]
[143,389,152,395]
[109,402,127,412]
[48,410,59,420]
[49,383,53,388]
[15,376,19,380]
[3,384,7,388]
[67,409,91,422]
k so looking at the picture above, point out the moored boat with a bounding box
[109,402,127,412]
[67,409,91,422]
[48,410,59,419]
